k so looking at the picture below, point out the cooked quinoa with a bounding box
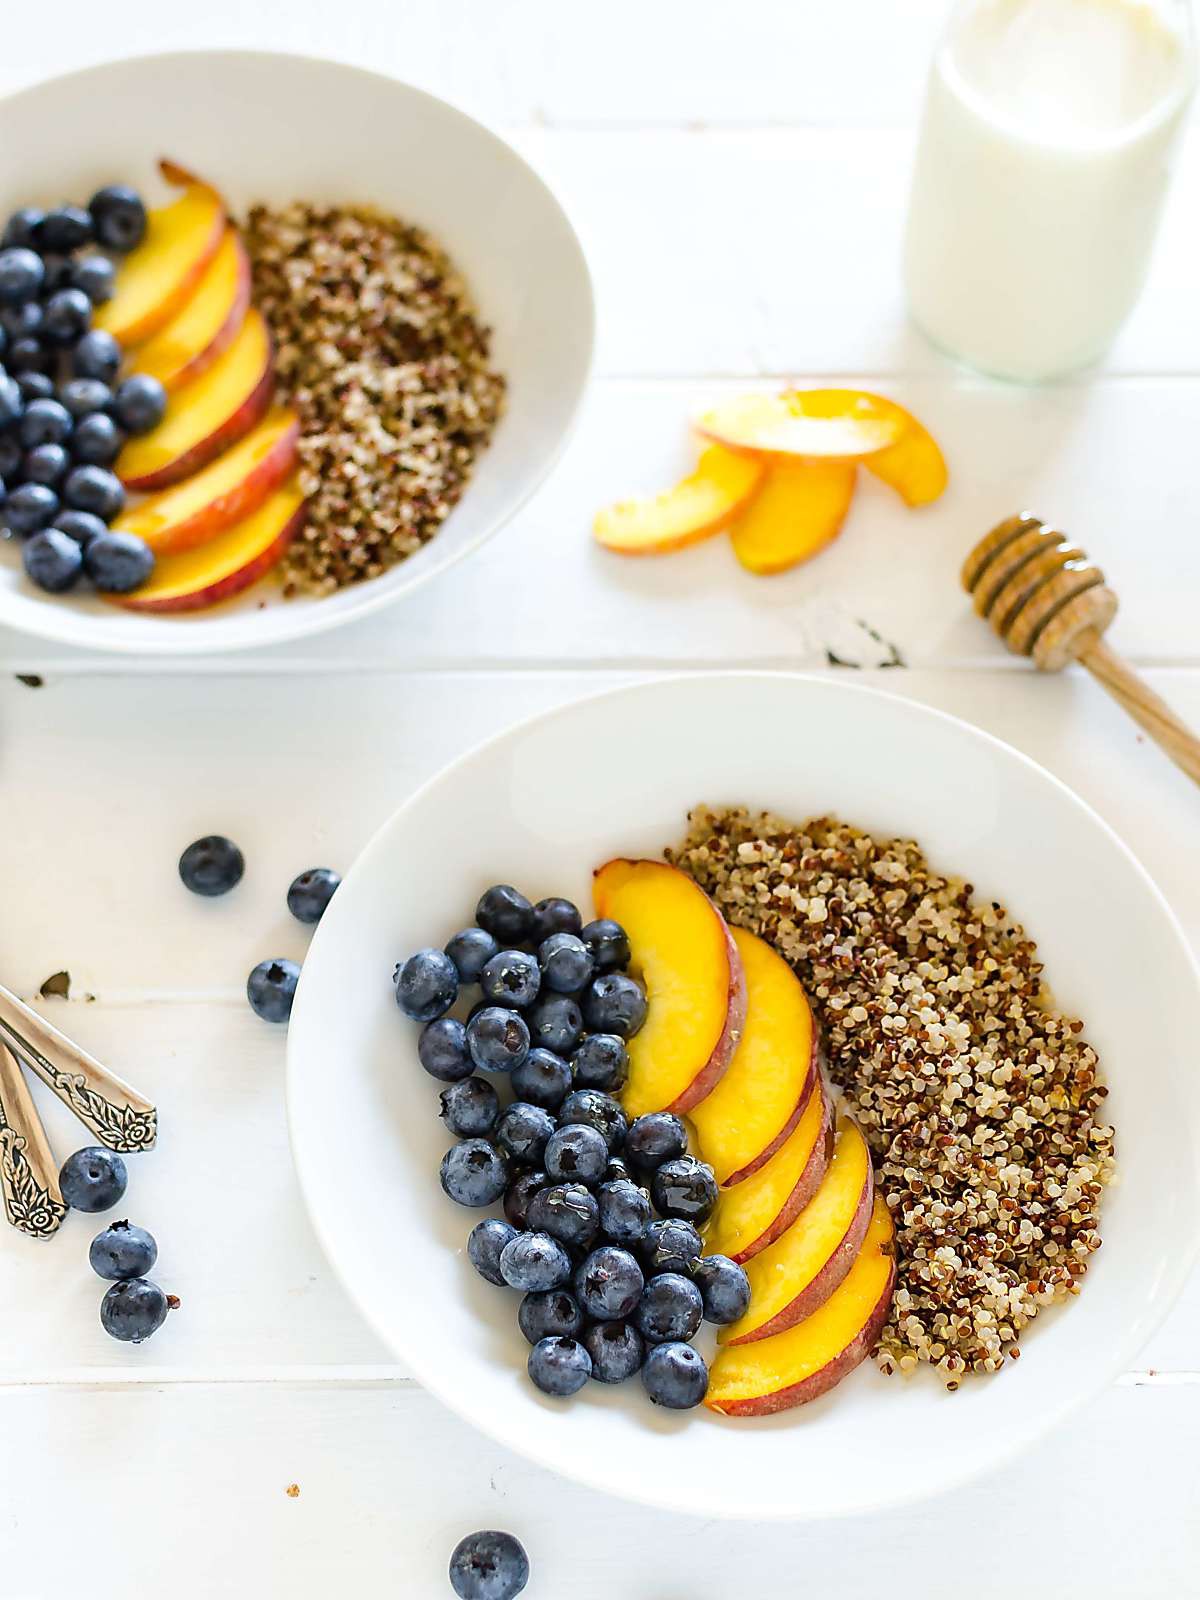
[243,202,505,596]
[671,806,1115,1383]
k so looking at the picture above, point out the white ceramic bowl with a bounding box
[288,674,1200,1519]
[0,51,593,654]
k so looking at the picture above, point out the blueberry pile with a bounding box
[395,883,751,1412]
[0,188,165,595]
[58,1145,174,1344]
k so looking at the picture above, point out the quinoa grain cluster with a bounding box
[671,806,1115,1384]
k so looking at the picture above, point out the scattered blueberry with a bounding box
[509,1046,572,1111]
[418,1017,473,1082]
[526,992,583,1055]
[479,948,541,1009]
[19,398,72,449]
[526,1182,600,1250]
[475,884,534,944]
[499,1230,572,1293]
[112,373,166,435]
[692,1254,752,1324]
[624,1112,688,1175]
[527,1334,591,1397]
[0,374,22,430]
[580,917,631,972]
[6,336,51,374]
[557,1089,627,1152]
[651,1155,719,1225]
[1,298,43,340]
[570,1032,628,1093]
[641,1340,708,1409]
[574,1244,644,1320]
[518,1288,584,1345]
[465,1006,530,1073]
[537,932,593,994]
[440,1139,509,1208]
[604,1155,633,1185]
[178,834,244,896]
[39,253,74,293]
[597,1178,651,1246]
[16,370,54,403]
[70,328,122,383]
[395,947,459,1023]
[503,1167,548,1230]
[2,209,43,251]
[3,482,59,534]
[23,443,69,485]
[52,508,107,547]
[286,867,340,924]
[0,434,18,477]
[38,204,94,254]
[71,254,116,305]
[59,1146,127,1212]
[42,287,92,345]
[89,1220,157,1281]
[529,896,582,943]
[71,411,123,466]
[495,1101,557,1166]
[89,186,147,253]
[100,1278,170,1345]
[439,1076,499,1138]
[582,971,647,1039]
[58,375,112,417]
[0,247,44,305]
[634,1272,703,1344]
[543,1123,608,1187]
[584,1319,645,1384]
[246,958,300,1023]
[444,926,499,984]
[64,465,125,522]
[23,527,82,592]
[466,1218,516,1287]
[638,1218,703,1278]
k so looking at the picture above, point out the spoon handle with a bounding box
[0,1043,66,1239]
[1074,634,1200,790]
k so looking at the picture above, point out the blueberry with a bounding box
[527,1334,591,1397]
[52,508,107,548]
[503,1167,548,1230]
[112,374,166,435]
[19,399,71,449]
[570,1033,628,1093]
[84,526,152,588]
[526,992,583,1055]
[246,958,300,1023]
[582,972,647,1039]
[395,947,459,1022]
[39,253,75,293]
[0,437,17,478]
[100,1278,170,1345]
[638,1218,703,1278]
[651,1155,719,1225]
[479,948,541,1009]
[440,1139,509,1208]
[530,896,582,944]
[23,527,82,592]
[89,186,147,253]
[597,1178,651,1246]
[466,1218,516,1287]
[499,1230,571,1293]
[4,483,59,535]
[42,288,92,346]
[23,443,69,486]
[495,1101,557,1165]
[59,1146,128,1212]
[16,371,54,403]
[178,834,244,896]
[439,1076,499,1138]
[465,1006,529,1073]
[509,1046,572,1111]
[443,926,498,984]
[71,328,122,383]
[526,1182,599,1250]
[89,1220,157,1281]
[448,1530,529,1600]
[0,248,44,305]
[0,372,21,430]
[475,884,534,944]
[2,209,44,251]
[584,1319,645,1384]
[0,300,42,341]
[286,867,340,924]
[64,465,125,521]
[71,254,116,305]
[641,1340,708,1409]
[543,1123,608,1187]
[418,1017,472,1082]
[537,932,593,994]
[71,411,123,466]
[692,1254,752,1324]
[624,1111,688,1175]
[37,205,94,254]
[557,1089,627,1153]
[580,917,631,972]
[58,376,113,418]
[634,1272,703,1345]
[6,336,51,374]
[604,1156,633,1185]
[518,1288,584,1345]
[574,1244,644,1320]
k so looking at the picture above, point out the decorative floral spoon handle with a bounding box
[0,983,157,1153]
[0,1042,67,1239]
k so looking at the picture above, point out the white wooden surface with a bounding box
[3,5,1200,1595]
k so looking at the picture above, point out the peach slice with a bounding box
[705,1080,833,1264]
[94,165,226,347]
[706,1195,895,1415]
[729,459,856,575]
[112,409,300,555]
[131,228,253,392]
[718,1116,874,1345]
[593,859,745,1119]
[690,927,821,1185]
[847,391,948,507]
[117,309,274,493]
[695,390,904,464]
[112,479,305,613]
[594,445,763,555]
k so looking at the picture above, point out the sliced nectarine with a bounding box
[594,445,763,555]
[117,308,274,492]
[593,859,745,1119]
[840,391,948,507]
[131,228,253,392]
[112,479,305,613]
[705,1080,833,1264]
[719,1115,874,1345]
[113,409,300,555]
[706,1195,895,1415]
[690,927,820,1185]
[729,459,856,575]
[696,390,903,464]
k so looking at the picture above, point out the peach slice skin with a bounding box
[593,859,746,1120]
[705,1080,833,1264]
[93,171,226,346]
[718,1115,874,1345]
[729,458,856,575]
[696,390,903,464]
[113,409,300,555]
[594,445,763,555]
[131,228,253,392]
[117,309,274,492]
[690,927,820,1185]
[112,479,305,613]
[706,1195,895,1415]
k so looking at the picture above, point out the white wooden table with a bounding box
[2,4,1199,1594]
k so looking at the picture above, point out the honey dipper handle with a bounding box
[1075,633,1200,789]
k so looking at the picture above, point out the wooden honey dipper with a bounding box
[962,512,1200,788]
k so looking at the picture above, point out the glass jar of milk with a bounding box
[904,0,1195,381]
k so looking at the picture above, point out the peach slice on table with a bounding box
[718,1115,874,1346]
[592,859,745,1120]
[847,391,948,507]
[93,163,226,347]
[729,458,857,575]
[117,308,274,493]
[705,1079,833,1264]
[706,1194,895,1416]
[696,390,904,464]
[594,445,763,555]
[130,228,253,392]
[112,409,300,555]
[690,927,821,1185]
[112,479,305,613]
